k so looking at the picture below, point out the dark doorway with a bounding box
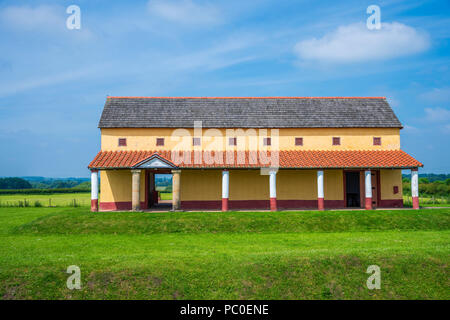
[146,171,173,210]
[345,172,360,207]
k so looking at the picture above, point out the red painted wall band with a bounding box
[100,199,402,211]
[99,201,145,211]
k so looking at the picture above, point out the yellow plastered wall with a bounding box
[179,169,344,201]
[100,170,145,203]
[324,170,344,200]
[380,169,403,200]
[229,170,269,200]
[276,170,317,200]
[180,170,221,201]
[101,128,401,151]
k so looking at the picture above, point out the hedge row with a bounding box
[0,188,90,195]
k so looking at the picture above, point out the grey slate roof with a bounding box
[98,97,402,128]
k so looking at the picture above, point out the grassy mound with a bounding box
[13,208,450,235]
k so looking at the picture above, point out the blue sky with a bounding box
[0,0,449,177]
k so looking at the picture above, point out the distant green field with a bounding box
[403,195,450,207]
[0,207,448,299]
[160,192,172,200]
[0,192,90,207]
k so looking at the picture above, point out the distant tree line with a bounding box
[402,176,450,198]
[0,177,90,192]
[0,178,32,189]
[402,173,450,183]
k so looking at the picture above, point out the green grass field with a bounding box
[0,192,90,207]
[159,192,172,200]
[0,207,448,299]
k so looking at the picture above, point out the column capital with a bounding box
[411,168,418,172]
[172,169,181,174]
[131,169,142,174]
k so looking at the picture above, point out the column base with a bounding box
[412,196,419,209]
[365,197,373,210]
[270,197,277,211]
[318,197,324,210]
[172,201,181,211]
[91,199,98,212]
[222,198,229,211]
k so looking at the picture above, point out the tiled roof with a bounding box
[88,150,422,169]
[98,97,402,128]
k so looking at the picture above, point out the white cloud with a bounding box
[0,5,94,41]
[0,5,64,31]
[420,87,450,103]
[294,22,430,63]
[147,0,221,26]
[424,107,450,122]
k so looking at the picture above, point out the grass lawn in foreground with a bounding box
[0,207,448,299]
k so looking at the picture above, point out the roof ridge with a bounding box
[107,96,386,99]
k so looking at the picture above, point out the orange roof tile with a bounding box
[88,150,423,169]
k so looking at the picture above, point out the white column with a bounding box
[411,168,419,209]
[222,170,229,211]
[269,170,277,198]
[90,170,99,212]
[222,170,229,199]
[131,169,141,211]
[365,170,372,210]
[317,170,324,210]
[269,170,277,211]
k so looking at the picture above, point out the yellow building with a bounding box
[88,97,423,211]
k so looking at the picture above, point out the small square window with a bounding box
[263,137,271,146]
[373,137,381,146]
[118,138,127,147]
[332,137,340,146]
[229,137,237,146]
[295,137,303,146]
[193,137,201,146]
[156,138,164,146]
